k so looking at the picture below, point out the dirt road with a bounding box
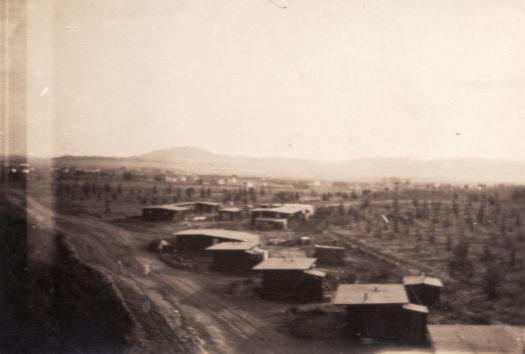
[17,192,389,354]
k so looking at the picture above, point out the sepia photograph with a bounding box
[1,0,525,353]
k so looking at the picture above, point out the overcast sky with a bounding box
[26,0,525,161]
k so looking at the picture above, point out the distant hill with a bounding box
[53,146,525,184]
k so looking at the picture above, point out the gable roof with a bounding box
[174,229,259,243]
[332,284,409,305]
[252,257,317,271]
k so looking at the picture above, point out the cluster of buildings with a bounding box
[332,276,443,344]
[163,227,447,346]
[253,257,325,302]
[0,162,32,182]
[142,202,315,230]
[250,203,314,229]
[173,229,266,272]
[169,229,325,301]
[142,202,221,221]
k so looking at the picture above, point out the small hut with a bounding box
[403,275,443,307]
[252,258,324,302]
[193,202,221,214]
[206,241,264,272]
[218,207,243,221]
[253,217,288,230]
[332,284,428,344]
[250,204,314,226]
[142,204,193,221]
[174,229,259,252]
[314,245,345,265]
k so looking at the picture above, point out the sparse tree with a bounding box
[428,225,436,244]
[477,204,485,225]
[510,246,517,267]
[104,198,111,215]
[393,216,399,234]
[481,243,492,263]
[446,233,452,251]
[452,200,459,217]
[453,239,470,261]
[448,238,474,278]
[483,262,504,299]
[416,228,422,242]
[338,203,345,216]
[222,189,232,204]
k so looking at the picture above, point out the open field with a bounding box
[43,173,525,322]
[4,187,434,354]
[7,169,525,353]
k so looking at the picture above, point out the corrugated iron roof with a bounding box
[174,229,259,243]
[332,284,409,305]
[403,275,443,288]
[206,241,259,251]
[253,258,317,271]
[428,325,525,354]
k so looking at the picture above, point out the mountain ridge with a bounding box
[52,146,525,184]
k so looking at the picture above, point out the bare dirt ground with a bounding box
[13,190,430,354]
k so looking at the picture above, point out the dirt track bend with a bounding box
[17,193,311,354]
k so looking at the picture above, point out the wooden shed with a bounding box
[332,284,428,344]
[174,229,259,252]
[250,204,314,226]
[314,245,345,265]
[193,202,221,214]
[206,241,264,272]
[253,217,288,230]
[218,207,243,221]
[401,303,429,344]
[142,204,192,221]
[403,275,443,307]
[252,258,324,302]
